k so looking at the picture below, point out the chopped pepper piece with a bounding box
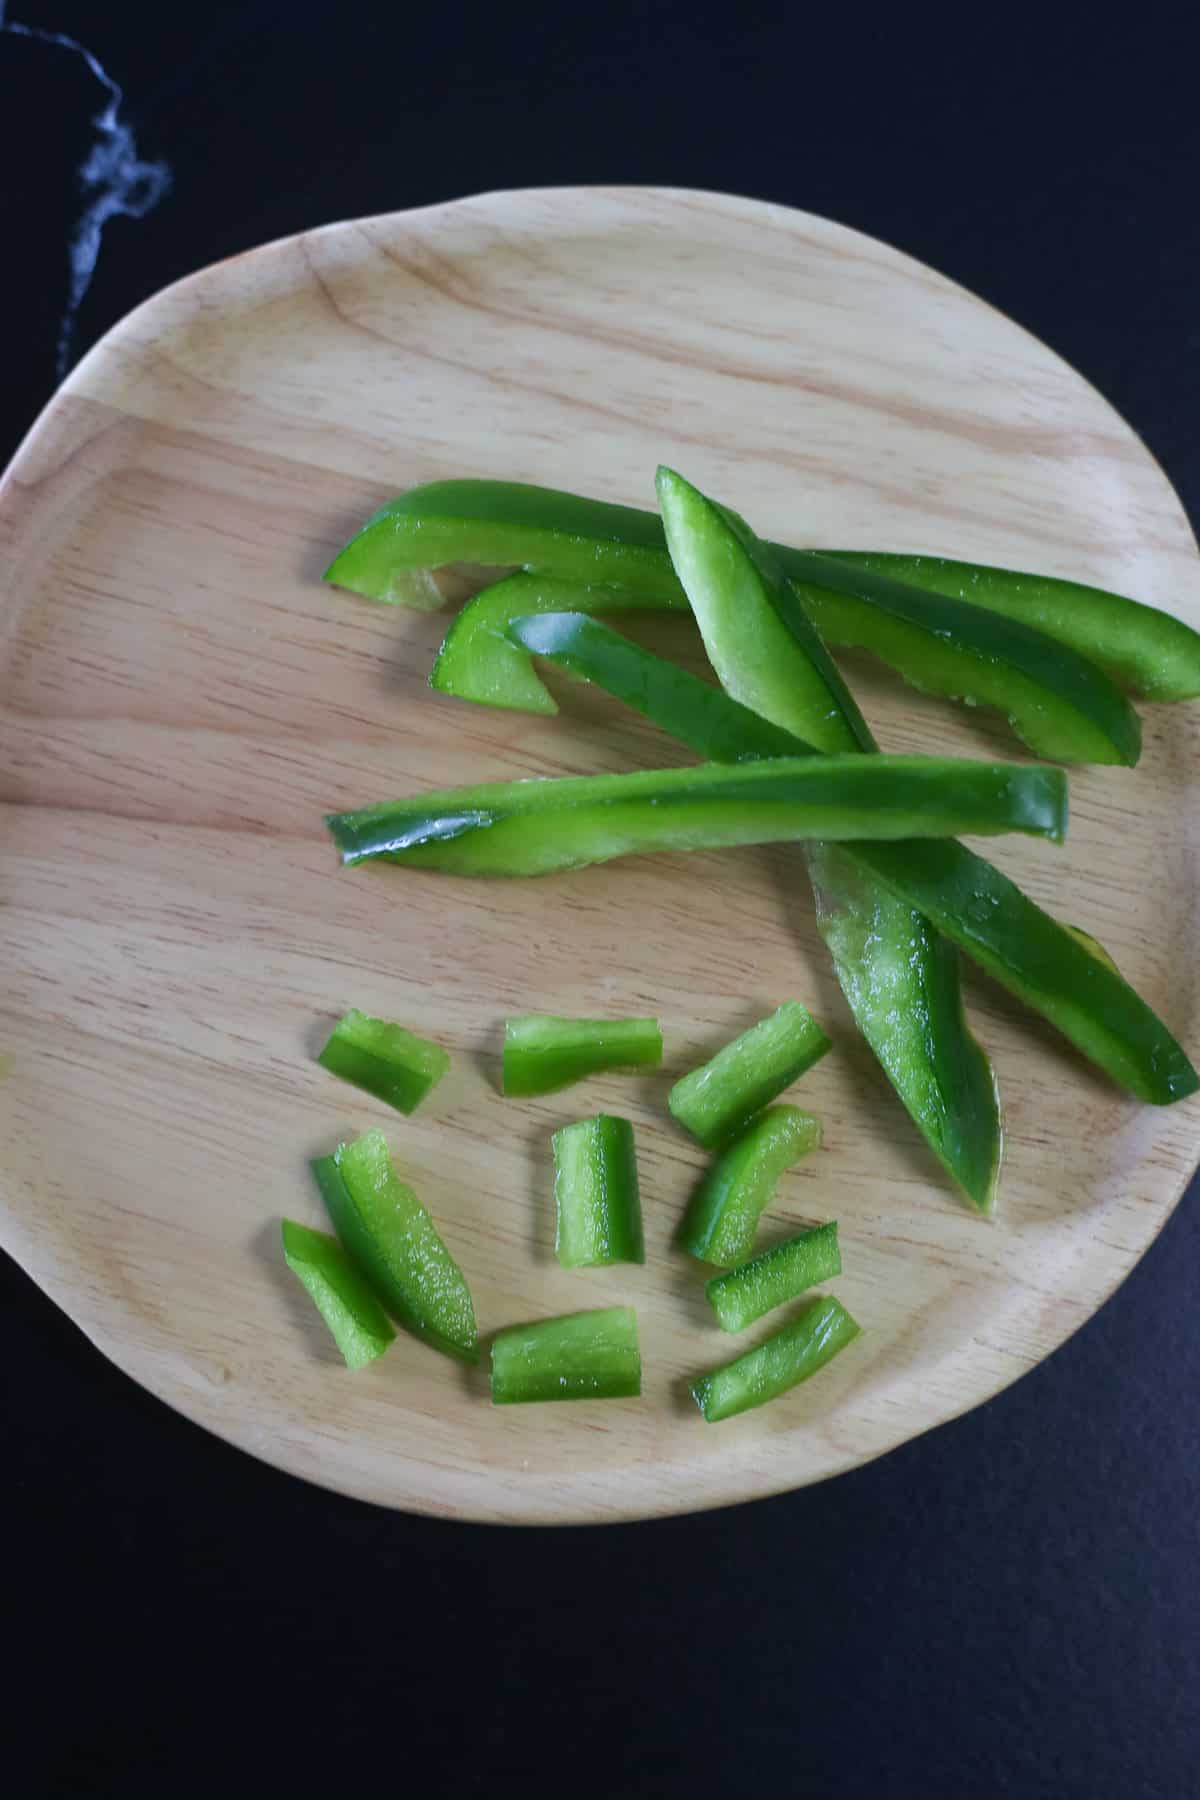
[280,1218,396,1369]
[691,1294,861,1422]
[317,1007,450,1114]
[669,1001,831,1148]
[326,754,1067,877]
[314,1132,478,1363]
[490,1306,642,1403]
[503,1012,663,1096]
[328,478,1160,760]
[501,610,1197,1105]
[704,1223,842,1332]
[680,1105,822,1267]
[552,1115,644,1267]
[658,466,1006,1211]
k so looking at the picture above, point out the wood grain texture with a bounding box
[1,186,1198,1523]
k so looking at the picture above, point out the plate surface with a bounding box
[2,186,1198,1523]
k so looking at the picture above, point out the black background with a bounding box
[4,4,1199,1795]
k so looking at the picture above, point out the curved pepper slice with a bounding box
[327,478,1157,762]
[822,549,1200,702]
[658,467,1006,1212]
[778,548,1140,765]
[326,754,1067,877]
[431,575,652,714]
[280,1218,396,1369]
[501,609,1197,1106]
[691,1294,861,1423]
[314,1133,478,1363]
[680,1105,822,1267]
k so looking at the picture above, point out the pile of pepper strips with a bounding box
[292,468,1200,1416]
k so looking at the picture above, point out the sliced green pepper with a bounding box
[503,1013,663,1096]
[490,1306,642,1403]
[328,481,677,603]
[314,1132,478,1363]
[431,575,652,715]
[705,1223,842,1333]
[502,609,1197,1105]
[507,609,821,760]
[552,1115,644,1267]
[680,1105,822,1267]
[691,1294,861,1423]
[658,467,1006,1211]
[326,754,1067,878]
[280,1218,396,1369]
[668,1000,831,1148]
[843,838,1198,1104]
[329,478,1158,762]
[317,1007,450,1114]
[822,549,1200,703]
[778,549,1140,765]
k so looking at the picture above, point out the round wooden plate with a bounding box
[2,187,1197,1523]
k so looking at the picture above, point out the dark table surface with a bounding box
[4,4,1199,1794]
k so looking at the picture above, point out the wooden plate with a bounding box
[2,187,1197,1523]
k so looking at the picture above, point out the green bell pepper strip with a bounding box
[325,755,1067,878]
[839,838,1198,1104]
[668,1000,832,1149]
[328,479,1153,761]
[704,1222,843,1333]
[658,466,1006,1210]
[691,1294,861,1423]
[502,1013,663,1096]
[431,575,654,715]
[679,1105,822,1267]
[552,1115,645,1267]
[313,1132,479,1363]
[502,610,1197,1105]
[490,1306,642,1403]
[317,1008,450,1114]
[821,549,1200,703]
[280,1218,396,1369]
[776,549,1140,765]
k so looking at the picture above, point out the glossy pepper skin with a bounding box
[317,1008,450,1114]
[657,467,1006,1213]
[490,1307,642,1403]
[820,549,1200,703]
[502,1013,662,1096]
[680,1105,822,1267]
[669,1000,831,1148]
[314,1133,478,1363]
[705,1223,842,1333]
[280,1218,396,1369]
[327,478,1159,760]
[325,754,1067,878]
[504,609,1196,1108]
[552,1115,644,1267]
[691,1295,861,1423]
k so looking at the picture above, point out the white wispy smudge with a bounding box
[2,14,171,377]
